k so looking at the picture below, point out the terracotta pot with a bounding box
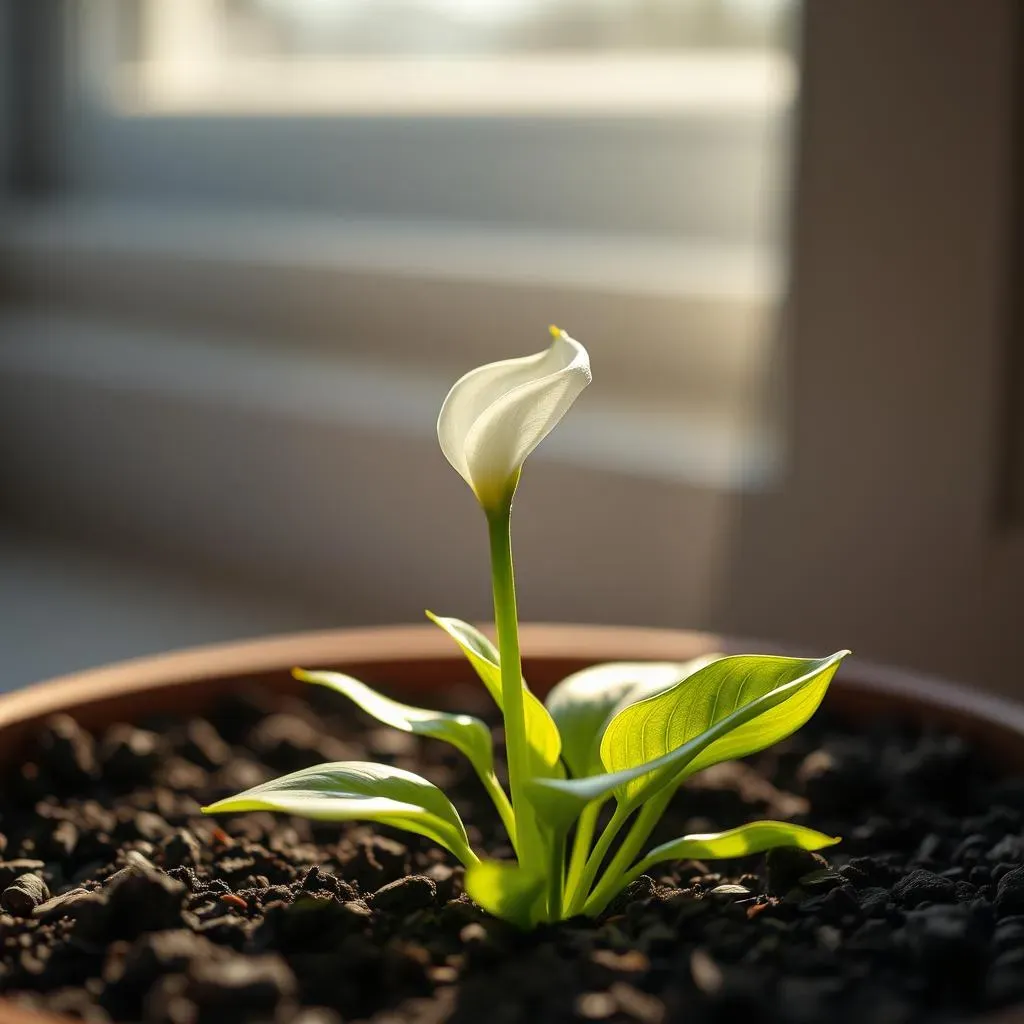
[2,624,1023,1024]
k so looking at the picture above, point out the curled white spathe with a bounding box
[438,328,592,510]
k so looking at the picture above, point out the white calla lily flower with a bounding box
[438,327,592,510]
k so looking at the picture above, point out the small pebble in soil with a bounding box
[892,868,958,908]
[689,948,724,994]
[32,888,96,922]
[100,724,165,784]
[180,719,233,772]
[1,873,49,916]
[370,875,437,913]
[996,866,1024,917]
[37,714,98,788]
[159,829,203,869]
[575,990,617,1020]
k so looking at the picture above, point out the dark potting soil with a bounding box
[1,681,1023,1024]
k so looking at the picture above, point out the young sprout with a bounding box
[204,328,847,928]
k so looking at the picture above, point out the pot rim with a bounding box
[3,622,1024,760]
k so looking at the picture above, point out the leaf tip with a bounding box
[294,667,333,690]
[201,796,248,816]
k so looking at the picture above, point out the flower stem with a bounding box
[486,505,536,869]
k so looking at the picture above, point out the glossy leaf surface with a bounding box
[633,820,840,877]
[527,651,848,830]
[295,668,494,778]
[601,653,847,802]
[426,612,562,775]
[203,761,477,865]
[545,657,717,778]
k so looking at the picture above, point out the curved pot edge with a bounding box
[5,622,724,710]
[5,622,1024,771]
[0,624,724,761]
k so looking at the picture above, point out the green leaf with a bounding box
[202,760,478,866]
[426,612,562,776]
[601,653,847,803]
[545,657,718,778]
[632,821,840,878]
[526,651,848,832]
[465,859,547,929]
[294,668,494,779]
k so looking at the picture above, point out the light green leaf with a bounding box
[545,657,718,778]
[426,612,562,776]
[295,668,494,779]
[202,760,478,866]
[526,651,848,832]
[601,653,847,803]
[632,821,840,878]
[465,859,547,929]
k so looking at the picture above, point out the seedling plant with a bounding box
[205,329,847,928]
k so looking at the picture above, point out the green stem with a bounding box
[480,771,518,854]
[564,800,601,913]
[582,788,673,916]
[486,505,537,869]
[574,803,630,910]
[545,830,566,920]
[460,845,482,868]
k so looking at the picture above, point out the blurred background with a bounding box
[0,1,1021,695]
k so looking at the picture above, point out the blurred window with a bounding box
[4,2,1018,684]
[90,0,794,117]
[8,0,799,488]
[76,0,796,237]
